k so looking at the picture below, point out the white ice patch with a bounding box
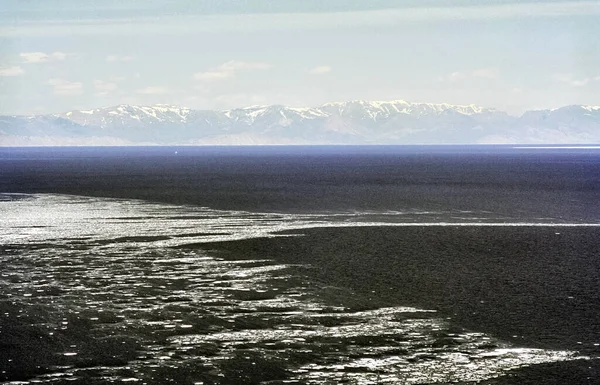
[1,193,598,249]
[0,193,592,384]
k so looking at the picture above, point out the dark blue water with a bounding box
[1,145,600,384]
[1,145,599,219]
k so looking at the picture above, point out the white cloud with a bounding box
[93,80,118,95]
[21,52,71,63]
[44,78,83,95]
[440,67,500,83]
[106,55,134,63]
[219,60,272,72]
[570,79,591,87]
[136,86,169,94]
[555,73,600,87]
[472,67,499,79]
[438,71,465,83]
[94,77,125,96]
[21,52,50,63]
[309,65,332,75]
[0,66,25,77]
[213,93,270,109]
[193,70,234,81]
[50,52,68,61]
[194,60,272,82]
[449,72,466,82]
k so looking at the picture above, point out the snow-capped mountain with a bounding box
[479,105,600,144]
[1,100,599,146]
[61,105,193,128]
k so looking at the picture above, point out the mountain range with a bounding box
[1,100,599,146]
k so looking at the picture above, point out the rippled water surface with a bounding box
[1,194,594,384]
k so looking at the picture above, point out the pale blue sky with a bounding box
[0,0,599,115]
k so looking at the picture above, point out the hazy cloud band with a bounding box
[2,1,599,37]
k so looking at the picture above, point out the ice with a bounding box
[0,193,591,384]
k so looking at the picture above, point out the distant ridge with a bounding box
[1,100,599,146]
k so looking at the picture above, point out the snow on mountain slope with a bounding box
[319,100,495,120]
[60,104,193,128]
[55,100,500,129]
[2,100,599,145]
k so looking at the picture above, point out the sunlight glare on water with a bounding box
[0,193,589,384]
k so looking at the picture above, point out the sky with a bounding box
[0,0,599,115]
